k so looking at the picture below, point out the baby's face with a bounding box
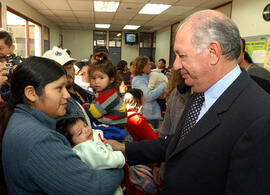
[69,120,93,146]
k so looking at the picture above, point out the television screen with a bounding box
[125,33,138,44]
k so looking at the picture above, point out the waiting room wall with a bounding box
[0,0,61,51]
[232,0,270,37]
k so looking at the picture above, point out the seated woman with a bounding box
[0,56,122,194]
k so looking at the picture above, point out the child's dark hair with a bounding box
[90,59,120,90]
[56,117,84,146]
[124,88,144,110]
[127,88,143,102]
[117,60,128,71]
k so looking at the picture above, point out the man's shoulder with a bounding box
[248,63,270,81]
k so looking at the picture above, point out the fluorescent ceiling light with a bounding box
[117,33,121,37]
[139,4,171,14]
[95,24,111,28]
[123,25,140,30]
[94,1,119,12]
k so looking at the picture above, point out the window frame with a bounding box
[7,7,42,57]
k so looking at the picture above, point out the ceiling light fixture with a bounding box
[95,24,111,28]
[139,4,171,14]
[123,25,140,30]
[117,33,121,37]
[94,1,119,12]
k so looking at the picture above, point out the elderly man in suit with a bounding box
[106,10,270,195]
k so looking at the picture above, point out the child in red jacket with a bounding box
[124,88,159,142]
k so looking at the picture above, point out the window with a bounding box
[94,30,107,47]
[7,11,27,57]
[29,21,41,56]
[109,31,121,48]
[108,31,121,65]
[169,22,179,66]
[139,32,155,48]
[139,32,155,62]
[7,8,41,57]
[44,26,50,52]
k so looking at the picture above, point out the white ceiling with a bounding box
[23,0,232,31]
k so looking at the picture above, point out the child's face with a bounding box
[90,70,114,92]
[69,120,93,146]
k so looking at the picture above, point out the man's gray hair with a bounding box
[179,10,241,61]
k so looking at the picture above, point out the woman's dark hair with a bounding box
[90,59,120,90]
[11,56,66,105]
[150,62,156,69]
[0,56,66,134]
[117,60,128,71]
[134,56,150,76]
[241,38,246,52]
[56,117,83,147]
[158,58,166,65]
[75,61,90,72]
[244,51,253,64]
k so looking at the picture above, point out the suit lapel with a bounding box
[167,69,251,159]
[165,94,195,158]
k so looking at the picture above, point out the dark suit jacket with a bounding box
[126,70,270,195]
[250,75,270,94]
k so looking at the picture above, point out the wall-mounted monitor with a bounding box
[125,33,138,44]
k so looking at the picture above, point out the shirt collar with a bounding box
[204,65,241,110]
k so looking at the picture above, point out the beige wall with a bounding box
[62,30,93,61]
[61,30,139,63]
[153,2,232,67]
[121,32,139,64]
[155,26,170,66]
[216,3,232,17]
[0,0,61,53]
[232,0,270,37]
[6,0,270,61]
[49,28,61,50]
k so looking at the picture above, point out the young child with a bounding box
[83,59,128,141]
[124,88,159,140]
[56,117,125,195]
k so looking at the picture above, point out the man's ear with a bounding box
[24,85,38,102]
[208,41,221,65]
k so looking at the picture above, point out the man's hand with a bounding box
[105,139,126,153]
[0,64,8,87]
[153,166,162,186]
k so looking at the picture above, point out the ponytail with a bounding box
[0,103,13,140]
[0,102,13,194]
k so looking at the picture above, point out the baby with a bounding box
[148,62,168,90]
[56,117,125,195]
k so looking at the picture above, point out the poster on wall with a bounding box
[264,37,270,71]
[245,40,266,64]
